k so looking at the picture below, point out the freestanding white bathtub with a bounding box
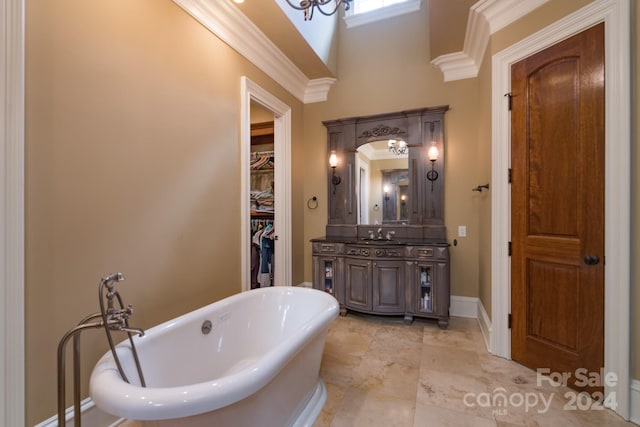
[90,286,338,427]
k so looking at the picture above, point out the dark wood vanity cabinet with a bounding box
[312,240,450,328]
[313,105,451,328]
[403,245,450,328]
[344,256,405,313]
[311,242,345,299]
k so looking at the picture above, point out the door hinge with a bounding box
[505,92,512,111]
[508,168,512,183]
[508,313,512,329]
[508,241,512,256]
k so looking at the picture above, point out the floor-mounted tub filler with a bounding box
[90,286,339,427]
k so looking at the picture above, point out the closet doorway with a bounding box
[249,110,275,288]
[240,77,292,291]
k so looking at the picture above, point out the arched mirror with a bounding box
[355,140,409,225]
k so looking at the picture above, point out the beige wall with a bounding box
[25,0,305,424]
[429,0,476,60]
[476,40,493,319]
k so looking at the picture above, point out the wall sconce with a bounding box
[383,185,390,201]
[401,194,406,205]
[426,123,439,191]
[329,151,341,194]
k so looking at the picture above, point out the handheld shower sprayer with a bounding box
[98,272,146,387]
[101,272,125,310]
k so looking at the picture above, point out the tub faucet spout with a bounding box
[117,326,145,337]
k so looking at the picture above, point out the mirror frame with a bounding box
[323,106,448,241]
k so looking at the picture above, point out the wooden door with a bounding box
[511,23,604,394]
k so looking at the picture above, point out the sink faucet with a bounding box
[386,231,396,241]
[368,229,375,240]
[377,228,383,240]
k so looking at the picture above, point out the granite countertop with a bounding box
[311,236,450,247]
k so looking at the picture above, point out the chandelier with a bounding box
[284,0,353,21]
[388,139,408,156]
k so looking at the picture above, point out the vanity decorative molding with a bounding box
[358,124,407,140]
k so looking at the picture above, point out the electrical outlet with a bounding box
[458,226,467,237]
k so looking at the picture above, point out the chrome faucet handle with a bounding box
[386,231,396,240]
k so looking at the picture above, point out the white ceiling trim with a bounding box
[172,0,335,104]
[304,77,337,103]
[431,0,549,82]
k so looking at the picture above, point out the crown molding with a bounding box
[304,77,337,103]
[430,50,479,82]
[172,0,335,104]
[431,0,549,82]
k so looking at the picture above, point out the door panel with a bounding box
[527,260,579,351]
[372,260,404,313]
[527,58,580,237]
[345,259,371,310]
[511,23,604,394]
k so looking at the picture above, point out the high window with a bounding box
[345,0,421,28]
[354,0,410,15]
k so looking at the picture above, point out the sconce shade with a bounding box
[329,152,338,168]
[428,145,439,162]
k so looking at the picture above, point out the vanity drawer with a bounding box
[435,246,449,260]
[312,242,344,255]
[408,247,434,259]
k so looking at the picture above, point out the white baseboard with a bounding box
[450,296,492,354]
[34,397,122,427]
[631,379,640,425]
[449,295,479,318]
[477,299,492,354]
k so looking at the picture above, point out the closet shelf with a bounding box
[251,211,274,219]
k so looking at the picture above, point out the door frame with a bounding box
[491,0,631,418]
[1,0,25,425]
[240,77,292,290]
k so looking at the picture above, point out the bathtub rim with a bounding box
[89,286,338,421]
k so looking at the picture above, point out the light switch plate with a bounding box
[458,226,467,237]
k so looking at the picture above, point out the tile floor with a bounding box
[313,314,636,427]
